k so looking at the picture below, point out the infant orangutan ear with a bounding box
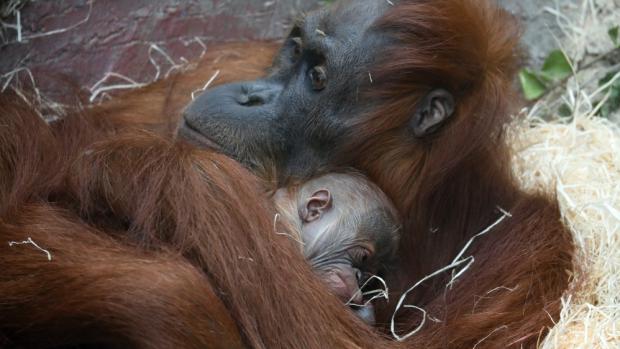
[300,189,332,223]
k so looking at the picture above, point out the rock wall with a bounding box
[0,0,568,101]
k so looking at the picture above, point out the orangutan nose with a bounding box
[323,269,363,304]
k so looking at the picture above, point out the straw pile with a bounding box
[508,2,619,346]
[509,113,619,348]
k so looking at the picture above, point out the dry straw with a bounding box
[508,2,619,346]
[510,110,619,348]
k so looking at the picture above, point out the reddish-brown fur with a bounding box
[90,42,280,133]
[0,1,574,348]
[1,94,393,348]
[343,1,574,347]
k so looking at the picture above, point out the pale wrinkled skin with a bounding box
[274,173,401,324]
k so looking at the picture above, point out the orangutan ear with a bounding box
[410,89,455,138]
[300,189,332,223]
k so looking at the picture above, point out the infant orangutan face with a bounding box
[275,173,401,325]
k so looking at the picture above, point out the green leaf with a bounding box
[539,50,572,82]
[609,26,619,46]
[558,103,572,117]
[602,81,620,117]
[597,71,620,118]
[519,69,547,101]
[599,72,615,86]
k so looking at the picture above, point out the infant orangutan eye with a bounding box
[349,246,372,264]
[356,269,363,282]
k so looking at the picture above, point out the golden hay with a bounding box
[509,89,620,349]
[508,1,620,347]
[510,114,620,348]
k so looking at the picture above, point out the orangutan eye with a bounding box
[290,37,303,60]
[356,269,363,282]
[356,270,374,287]
[349,246,372,264]
[308,65,327,91]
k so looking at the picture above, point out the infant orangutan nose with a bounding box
[320,268,376,325]
[322,269,363,304]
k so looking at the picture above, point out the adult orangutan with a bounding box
[0,0,573,348]
[181,0,574,345]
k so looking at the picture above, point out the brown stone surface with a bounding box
[0,0,561,102]
[0,0,322,101]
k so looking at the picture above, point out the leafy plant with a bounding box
[609,26,619,47]
[519,50,572,101]
[597,72,620,118]
[519,69,547,100]
[595,26,620,117]
[519,25,620,118]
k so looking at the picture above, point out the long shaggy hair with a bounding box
[0,1,575,348]
[0,92,390,348]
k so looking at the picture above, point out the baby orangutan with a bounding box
[275,173,401,324]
